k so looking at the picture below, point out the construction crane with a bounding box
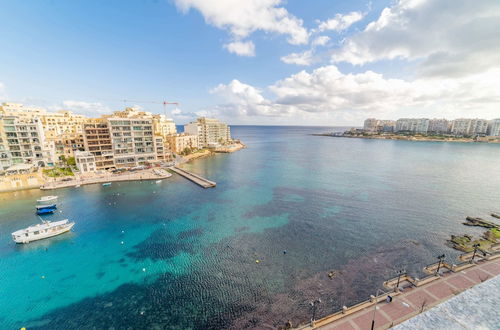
[122,99,179,117]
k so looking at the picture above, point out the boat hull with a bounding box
[14,223,74,244]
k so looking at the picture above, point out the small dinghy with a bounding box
[37,196,58,204]
[102,182,112,187]
[37,208,55,215]
[36,204,57,210]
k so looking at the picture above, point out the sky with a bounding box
[0,0,499,125]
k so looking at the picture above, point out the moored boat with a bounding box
[12,219,75,244]
[102,182,112,187]
[36,204,57,210]
[155,180,162,183]
[37,208,55,215]
[37,195,58,204]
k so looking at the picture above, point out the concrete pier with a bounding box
[169,166,216,188]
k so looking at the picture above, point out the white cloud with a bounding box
[311,36,330,47]
[207,65,500,122]
[332,0,500,78]
[59,100,112,116]
[172,0,308,56]
[316,11,364,32]
[223,41,256,57]
[280,50,313,66]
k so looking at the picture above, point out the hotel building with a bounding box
[184,117,231,148]
[83,119,115,170]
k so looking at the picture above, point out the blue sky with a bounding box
[1,0,499,125]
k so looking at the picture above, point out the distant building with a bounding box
[451,119,489,136]
[184,117,231,148]
[166,133,199,154]
[428,119,449,134]
[74,151,96,173]
[488,119,500,136]
[395,118,429,134]
[363,118,379,132]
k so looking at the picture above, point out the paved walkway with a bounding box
[317,258,500,330]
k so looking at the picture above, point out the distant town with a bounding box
[0,102,244,192]
[317,117,500,143]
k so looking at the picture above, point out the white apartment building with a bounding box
[107,117,157,168]
[166,133,199,154]
[451,119,489,136]
[363,118,378,132]
[184,117,231,148]
[0,115,49,169]
[74,151,96,173]
[153,114,177,137]
[428,119,449,134]
[488,119,500,136]
[395,118,429,134]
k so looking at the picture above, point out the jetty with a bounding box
[169,166,216,188]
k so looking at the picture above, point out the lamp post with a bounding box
[435,254,445,275]
[371,288,385,330]
[470,243,480,263]
[395,268,406,291]
[309,298,321,326]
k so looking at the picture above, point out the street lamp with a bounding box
[371,288,385,330]
[435,254,445,275]
[395,268,406,291]
[470,243,480,263]
[309,298,321,326]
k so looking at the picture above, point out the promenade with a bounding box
[302,257,500,330]
[40,169,172,190]
[169,166,216,188]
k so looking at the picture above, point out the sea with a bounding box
[0,126,499,329]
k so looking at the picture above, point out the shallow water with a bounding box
[1,126,499,329]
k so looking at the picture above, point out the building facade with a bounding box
[184,117,231,148]
[451,119,489,136]
[83,119,115,170]
[428,119,450,134]
[395,118,429,134]
[166,134,199,154]
[75,151,96,173]
[488,119,500,136]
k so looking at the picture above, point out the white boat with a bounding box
[102,182,112,187]
[155,180,162,184]
[37,195,58,204]
[12,219,75,244]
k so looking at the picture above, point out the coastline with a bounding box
[313,133,500,144]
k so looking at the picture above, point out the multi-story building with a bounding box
[451,119,489,136]
[107,114,156,168]
[40,110,87,140]
[184,117,231,148]
[0,115,48,168]
[154,135,172,162]
[0,102,47,119]
[428,119,449,134]
[83,119,115,170]
[395,118,429,134]
[166,133,199,154]
[54,133,85,159]
[74,151,96,173]
[152,114,177,137]
[363,118,379,132]
[488,119,500,136]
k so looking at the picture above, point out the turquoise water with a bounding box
[1,126,499,329]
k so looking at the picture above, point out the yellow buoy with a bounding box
[21,327,26,330]
[255,260,260,263]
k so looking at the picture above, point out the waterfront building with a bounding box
[363,118,378,132]
[74,150,96,173]
[451,118,489,136]
[428,119,450,134]
[83,119,115,170]
[395,118,429,134]
[106,110,157,168]
[488,119,500,136]
[154,135,172,162]
[184,117,231,148]
[54,133,86,159]
[0,115,49,169]
[166,133,199,154]
[0,163,45,192]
